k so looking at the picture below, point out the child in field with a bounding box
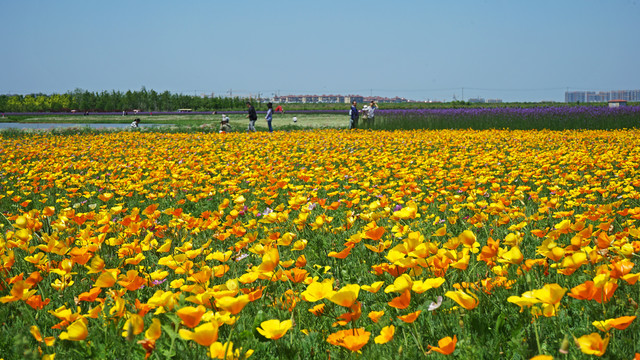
[131,118,141,128]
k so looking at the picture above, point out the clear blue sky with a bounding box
[2,0,639,102]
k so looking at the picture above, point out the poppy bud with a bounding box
[559,334,570,354]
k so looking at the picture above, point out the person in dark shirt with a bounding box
[349,100,359,129]
[265,102,274,132]
[246,102,257,132]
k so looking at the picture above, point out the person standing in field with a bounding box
[265,102,274,132]
[349,100,359,129]
[246,102,257,132]
[368,100,378,126]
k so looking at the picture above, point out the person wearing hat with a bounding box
[219,114,232,133]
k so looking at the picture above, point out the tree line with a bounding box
[0,88,249,113]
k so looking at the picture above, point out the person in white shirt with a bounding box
[368,101,378,126]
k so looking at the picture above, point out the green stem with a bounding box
[167,318,181,356]
[410,322,428,355]
[532,317,542,355]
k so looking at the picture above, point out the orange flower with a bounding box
[364,226,386,241]
[284,268,308,283]
[388,290,411,309]
[368,310,385,323]
[30,325,55,346]
[118,270,146,291]
[335,301,362,325]
[256,319,293,340]
[25,294,51,310]
[429,335,457,355]
[374,325,395,344]
[326,328,371,352]
[592,316,636,332]
[397,310,421,323]
[309,303,325,316]
[568,281,618,304]
[176,305,207,328]
[328,244,354,259]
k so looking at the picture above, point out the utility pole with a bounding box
[462,87,464,101]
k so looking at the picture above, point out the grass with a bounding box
[0,113,352,130]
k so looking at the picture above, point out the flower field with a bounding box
[373,106,640,130]
[1,129,640,359]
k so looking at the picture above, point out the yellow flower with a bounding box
[374,325,395,344]
[59,318,88,341]
[499,246,523,265]
[215,295,250,315]
[179,321,219,346]
[507,291,541,312]
[328,284,360,308]
[412,277,445,294]
[256,319,293,340]
[209,341,254,359]
[361,281,384,293]
[300,281,334,302]
[384,273,413,293]
[445,290,479,310]
[576,332,609,356]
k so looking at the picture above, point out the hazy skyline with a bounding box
[2,0,639,102]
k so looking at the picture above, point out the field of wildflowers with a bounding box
[1,128,639,359]
[371,106,640,130]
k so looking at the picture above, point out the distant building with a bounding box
[565,89,640,103]
[608,99,627,108]
[466,97,502,104]
[268,94,408,104]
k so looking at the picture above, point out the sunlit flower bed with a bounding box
[1,129,639,359]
